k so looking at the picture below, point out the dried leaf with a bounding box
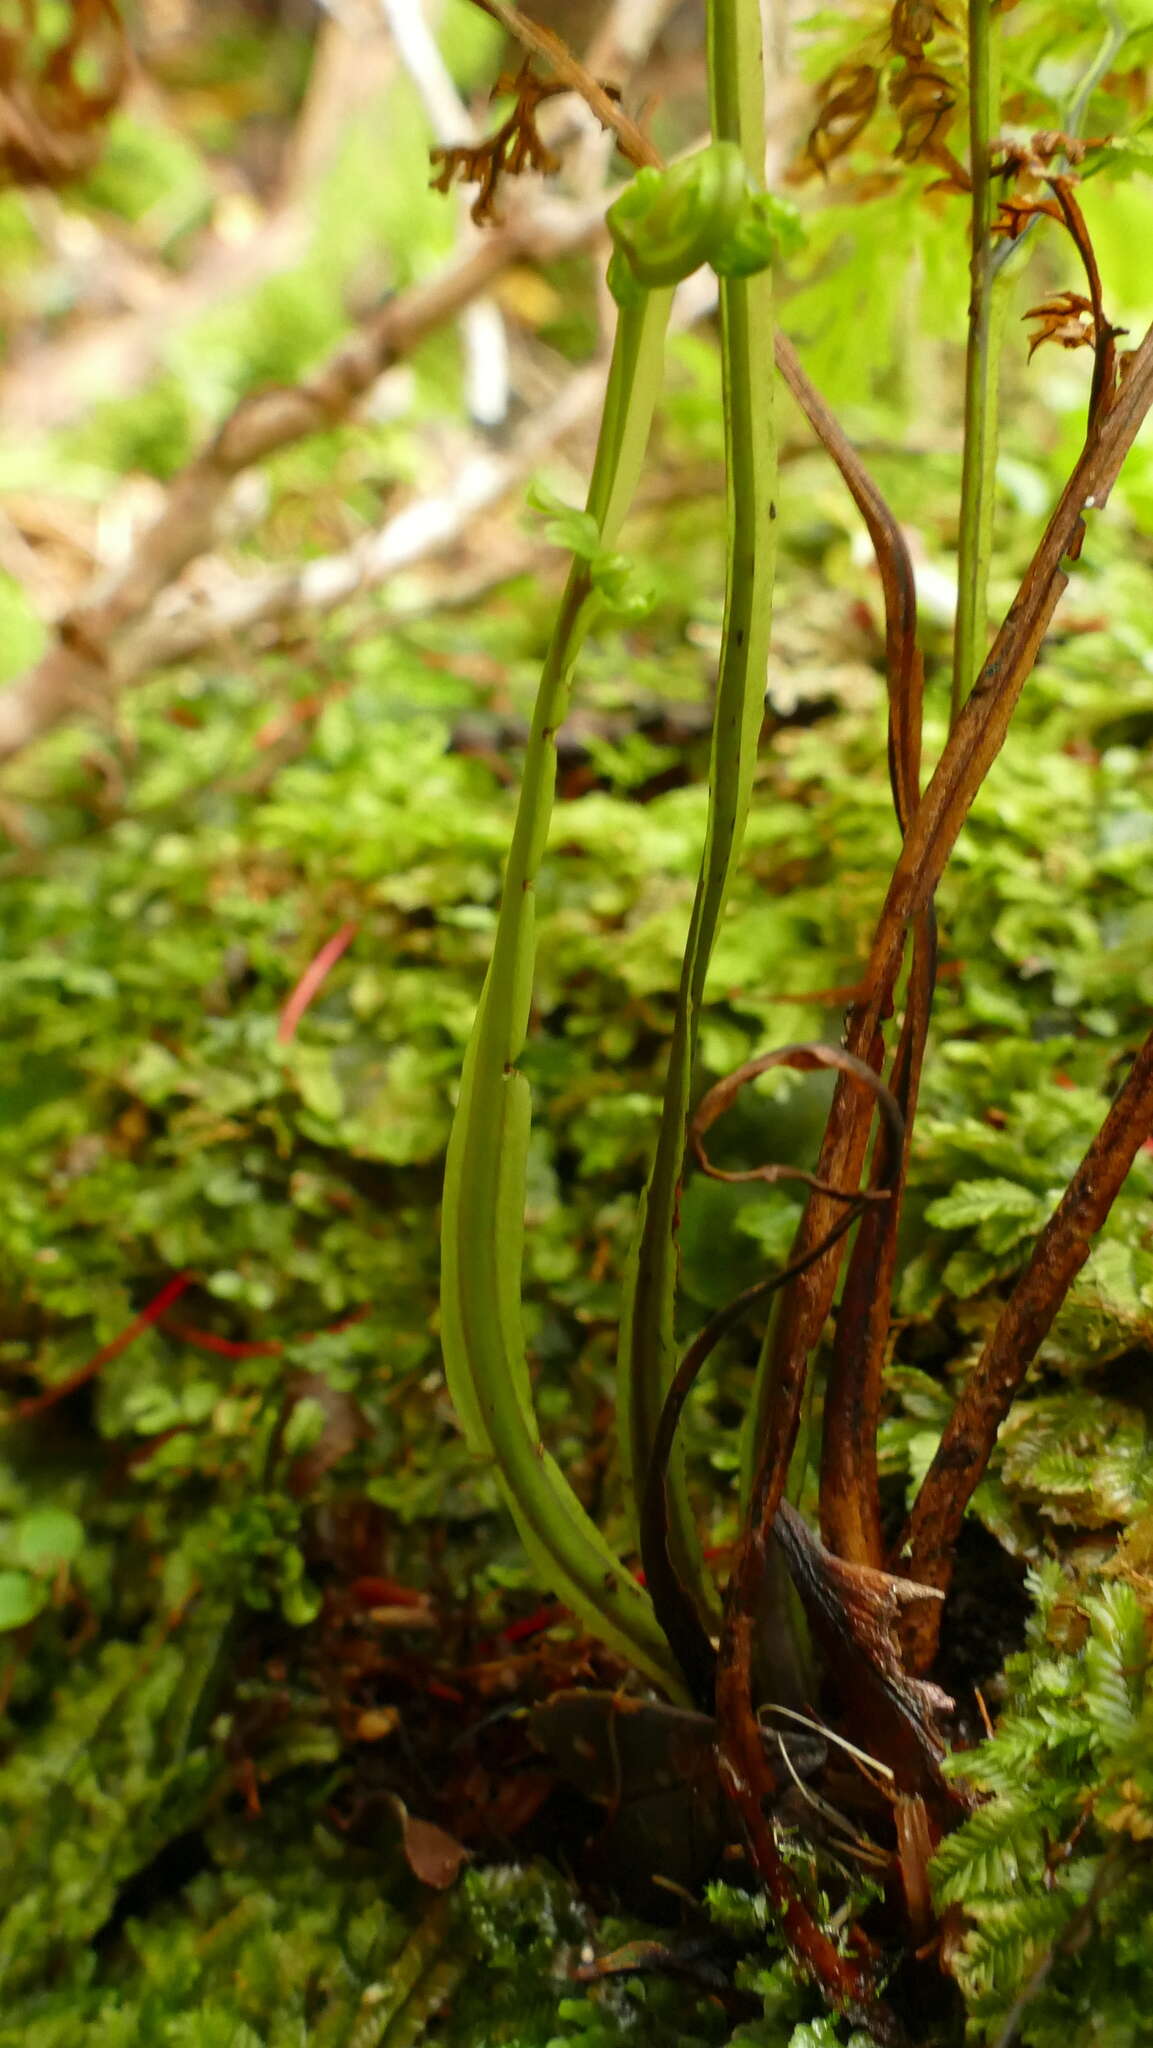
[800,63,880,177]
[1025,290,1098,360]
[429,64,566,224]
[890,61,956,163]
[774,1500,963,1817]
[0,0,126,189]
[889,1,954,60]
[387,1794,470,1890]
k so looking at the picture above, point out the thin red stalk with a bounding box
[745,317,1153,1566]
[819,915,936,1565]
[162,1323,283,1359]
[163,1303,370,1359]
[277,922,358,1044]
[775,333,924,833]
[14,1272,193,1419]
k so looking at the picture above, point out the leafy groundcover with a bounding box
[3,3,1153,2044]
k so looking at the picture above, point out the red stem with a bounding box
[277,922,358,1044]
[15,1272,193,1419]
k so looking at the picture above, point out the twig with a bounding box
[132,365,606,669]
[9,264,718,703]
[372,0,511,426]
[817,914,935,1566]
[469,0,661,169]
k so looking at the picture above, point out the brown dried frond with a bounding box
[994,132,1110,198]
[993,192,1064,241]
[0,0,127,188]
[797,62,881,179]
[1030,290,1129,374]
[888,1,955,61]
[429,63,568,226]
[889,60,956,163]
[1025,290,1098,359]
[1016,129,1103,170]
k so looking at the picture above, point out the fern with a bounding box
[934,1567,1153,2043]
[932,1794,1044,1906]
[0,1612,230,2001]
[1082,1584,1149,1745]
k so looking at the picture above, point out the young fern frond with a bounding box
[440,283,685,1697]
[441,11,797,1698]
[618,0,782,1636]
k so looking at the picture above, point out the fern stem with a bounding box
[951,0,1003,725]
[619,0,777,1625]
[441,286,686,1698]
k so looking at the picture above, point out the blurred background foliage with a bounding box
[0,1,1152,2041]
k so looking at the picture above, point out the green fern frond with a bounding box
[950,1888,1077,2008]
[932,1794,1045,1906]
[1082,1583,1150,1745]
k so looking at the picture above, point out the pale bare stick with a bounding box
[88,266,719,681]
[0,191,610,764]
[371,0,511,426]
[121,365,609,673]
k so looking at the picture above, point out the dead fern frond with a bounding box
[798,63,881,178]
[429,63,569,226]
[0,0,127,189]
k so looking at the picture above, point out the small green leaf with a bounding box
[589,549,657,621]
[525,481,601,560]
[14,1508,84,1574]
[282,1395,328,1457]
[926,1178,1042,1229]
[291,1045,343,1122]
[281,1572,322,1627]
[0,1570,48,1631]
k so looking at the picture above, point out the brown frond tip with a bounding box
[999,130,1109,176]
[993,194,1064,240]
[429,62,594,226]
[798,63,881,178]
[1025,291,1127,361]
[888,1,957,62]
[889,61,956,163]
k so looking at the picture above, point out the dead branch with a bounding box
[468,0,661,169]
[0,190,611,764]
[119,363,611,673]
[14,263,716,694]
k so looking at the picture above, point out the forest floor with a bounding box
[1,5,1153,2045]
